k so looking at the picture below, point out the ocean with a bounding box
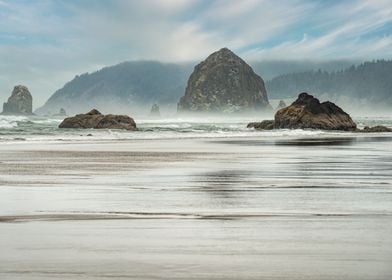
[0,115,391,279]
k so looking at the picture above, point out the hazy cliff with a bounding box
[35,58,391,116]
[35,61,192,115]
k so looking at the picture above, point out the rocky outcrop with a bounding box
[247,120,274,130]
[178,48,271,113]
[2,85,33,115]
[248,93,357,131]
[274,93,356,131]
[276,100,287,110]
[59,109,137,130]
[149,104,160,117]
[361,126,392,132]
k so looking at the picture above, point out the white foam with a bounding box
[0,116,27,128]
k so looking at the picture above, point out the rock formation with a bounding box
[274,93,356,131]
[59,109,137,130]
[178,48,271,113]
[53,108,67,117]
[2,85,33,115]
[59,108,66,116]
[248,92,357,131]
[361,126,392,132]
[149,104,161,117]
[276,100,287,110]
[247,120,274,130]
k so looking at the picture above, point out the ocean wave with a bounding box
[0,115,28,128]
[0,115,390,142]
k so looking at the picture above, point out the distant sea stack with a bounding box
[178,48,271,113]
[276,100,287,110]
[149,104,161,117]
[275,93,357,130]
[2,85,33,115]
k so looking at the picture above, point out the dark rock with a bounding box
[149,104,161,117]
[2,85,33,115]
[276,100,287,110]
[361,125,392,132]
[274,93,356,131]
[59,109,137,130]
[178,47,271,113]
[247,120,274,130]
[95,114,137,130]
[86,109,101,115]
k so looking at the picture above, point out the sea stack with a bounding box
[2,85,33,115]
[149,104,161,117]
[177,48,271,113]
[276,100,287,110]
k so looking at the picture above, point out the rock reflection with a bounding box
[274,137,356,146]
[194,169,254,202]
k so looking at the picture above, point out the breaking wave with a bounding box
[0,115,391,142]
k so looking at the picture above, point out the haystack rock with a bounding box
[59,109,137,130]
[149,104,161,117]
[53,108,67,117]
[177,48,271,113]
[2,85,33,115]
[275,93,356,131]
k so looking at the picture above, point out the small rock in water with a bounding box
[361,125,392,132]
[178,47,271,113]
[274,92,356,131]
[247,92,357,131]
[59,109,137,131]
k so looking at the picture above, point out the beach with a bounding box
[1,132,392,279]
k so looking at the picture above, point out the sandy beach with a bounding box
[0,135,391,279]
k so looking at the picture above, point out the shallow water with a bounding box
[1,114,392,141]
[0,116,392,279]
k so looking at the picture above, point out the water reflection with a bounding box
[215,135,392,147]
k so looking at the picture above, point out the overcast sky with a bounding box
[1,0,392,107]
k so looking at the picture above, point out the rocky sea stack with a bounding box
[275,93,357,131]
[178,48,271,113]
[59,109,137,130]
[248,93,357,131]
[149,104,161,117]
[2,85,33,115]
[276,100,287,110]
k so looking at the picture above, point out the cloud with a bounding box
[242,0,392,60]
[0,0,391,107]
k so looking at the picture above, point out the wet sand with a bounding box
[1,136,392,279]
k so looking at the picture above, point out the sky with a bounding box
[1,0,392,107]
